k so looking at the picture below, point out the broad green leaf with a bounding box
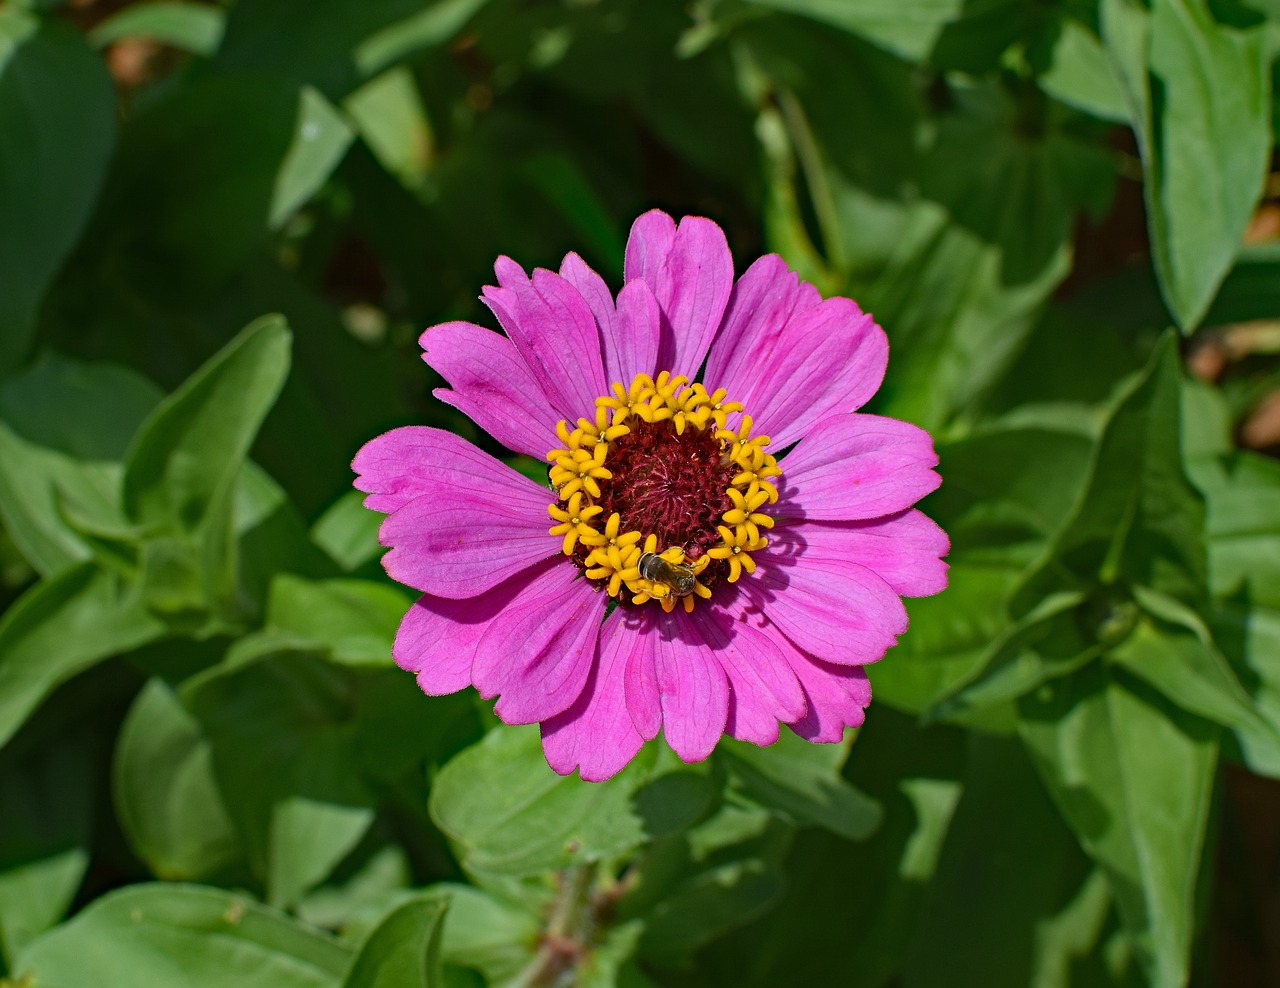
[265,574,412,666]
[875,426,1094,714]
[0,735,92,964]
[354,0,494,76]
[1102,0,1271,329]
[694,710,965,987]
[743,0,1019,65]
[343,67,434,193]
[719,732,881,840]
[0,11,115,371]
[1196,450,1280,775]
[1019,666,1218,988]
[1032,15,1129,122]
[88,1,226,55]
[0,563,167,749]
[1200,450,1280,605]
[182,652,378,903]
[311,491,383,573]
[925,591,1097,722]
[1014,333,1206,615]
[14,884,351,988]
[270,798,377,911]
[637,847,787,967]
[869,203,1071,431]
[123,316,291,616]
[430,726,715,876]
[112,678,240,881]
[1111,586,1272,737]
[341,897,447,988]
[0,353,161,577]
[270,87,355,229]
[433,884,538,985]
[902,738,1113,988]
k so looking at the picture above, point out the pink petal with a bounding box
[742,521,908,666]
[541,607,646,782]
[392,561,559,695]
[623,210,734,380]
[709,279,888,449]
[727,589,873,742]
[654,618,729,763]
[610,279,661,384]
[785,652,872,743]
[623,610,662,741]
[683,603,806,747]
[419,321,561,458]
[559,253,660,386]
[472,565,605,723]
[364,429,557,598]
[482,257,608,420]
[789,511,949,598]
[777,413,941,522]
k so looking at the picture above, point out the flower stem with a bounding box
[513,863,599,988]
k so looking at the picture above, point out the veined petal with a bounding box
[783,511,949,598]
[784,650,873,743]
[742,521,908,666]
[624,210,733,380]
[361,428,557,598]
[653,618,729,763]
[392,561,559,695]
[623,609,662,741]
[420,321,560,457]
[542,607,646,782]
[483,257,609,420]
[712,286,888,450]
[776,413,941,522]
[724,585,873,742]
[473,565,605,723]
[682,603,806,747]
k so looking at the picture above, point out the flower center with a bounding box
[546,372,780,613]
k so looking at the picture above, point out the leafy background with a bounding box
[0,0,1278,985]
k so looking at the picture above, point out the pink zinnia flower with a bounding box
[353,210,948,781]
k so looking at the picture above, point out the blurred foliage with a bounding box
[1,0,1279,985]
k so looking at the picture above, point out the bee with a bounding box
[637,551,696,598]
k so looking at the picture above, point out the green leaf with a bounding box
[433,884,538,985]
[1032,15,1129,123]
[265,574,412,666]
[88,1,226,55]
[0,734,92,964]
[311,491,384,573]
[14,884,351,988]
[0,563,167,750]
[354,0,494,76]
[694,709,966,987]
[430,726,716,876]
[743,0,1020,66]
[1019,666,1219,988]
[719,732,882,840]
[181,651,378,905]
[343,67,434,193]
[902,738,1115,988]
[1015,333,1206,615]
[112,678,240,881]
[123,316,291,616]
[270,87,355,229]
[1102,0,1271,329]
[0,353,161,578]
[341,897,447,988]
[0,10,115,371]
[1110,585,1273,738]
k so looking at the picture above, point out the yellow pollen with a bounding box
[545,371,776,610]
